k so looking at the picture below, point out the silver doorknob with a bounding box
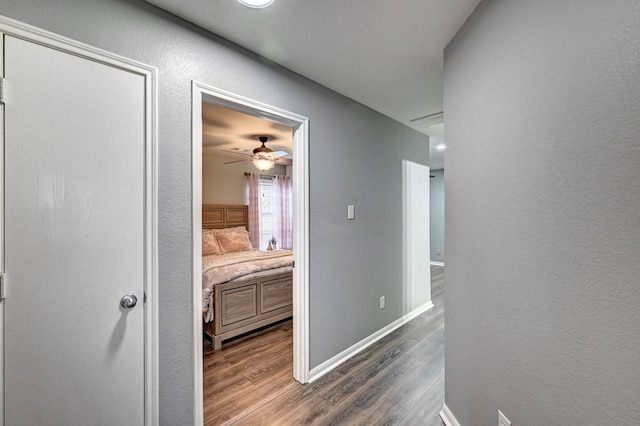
[120,293,138,309]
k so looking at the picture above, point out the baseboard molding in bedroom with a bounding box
[308,301,435,383]
[440,403,462,426]
[430,261,445,266]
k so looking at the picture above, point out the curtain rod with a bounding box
[244,172,280,179]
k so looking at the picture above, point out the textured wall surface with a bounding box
[202,154,286,205]
[429,169,445,262]
[444,1,640,424]
[0,1,429,424]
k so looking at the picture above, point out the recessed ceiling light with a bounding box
[436,143,446,152]
[238,0,273,8]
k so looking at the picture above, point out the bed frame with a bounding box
[202,204,293,350]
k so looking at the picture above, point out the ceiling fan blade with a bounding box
[273,150,289,158]
[274,157,293,165]
[224,159,251,164]
[220,149,251,155]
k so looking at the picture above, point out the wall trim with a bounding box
[309,301,435,382]
[430,261,445,266]
[440,403,462,426]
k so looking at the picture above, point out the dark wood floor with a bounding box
[204,265,444,425]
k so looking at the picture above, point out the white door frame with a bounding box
[191,82,309,425]
[0,15,159,426]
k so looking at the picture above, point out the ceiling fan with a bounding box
[223,136,291,171]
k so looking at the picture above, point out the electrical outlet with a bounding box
[379,296,385,309]
[436,249,441,256]
[498,410,511,426]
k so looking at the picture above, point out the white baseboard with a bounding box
[308,301,435,382]
[430,261,445,266]
[440,403,461,426]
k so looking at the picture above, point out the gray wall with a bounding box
[429,169,445,263]
[444,1,640,425]
[0,1,429,424]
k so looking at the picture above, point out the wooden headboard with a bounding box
[202,204,249,231]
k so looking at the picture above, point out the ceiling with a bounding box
[202,102,293,158]
[147,0,481,169]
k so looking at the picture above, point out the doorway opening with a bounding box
[191,82,309,425]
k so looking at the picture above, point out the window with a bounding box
[259,176,274,250]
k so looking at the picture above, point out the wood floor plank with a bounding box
[320,339,415,404]
[387,348,444,412]
[352,397,411,426]
[400,374,445,426]
[243,350,292,386]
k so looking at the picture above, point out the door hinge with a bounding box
[292,260,295,268]
[0,273,5,300]
[0,77,5,104]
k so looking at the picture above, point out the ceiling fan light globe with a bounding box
[253,157,275,171]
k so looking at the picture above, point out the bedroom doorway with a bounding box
[191,82,309,426]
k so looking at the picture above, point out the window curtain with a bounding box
[273,175,293,250]
[247,172,261,249]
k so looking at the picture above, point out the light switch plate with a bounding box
[347,205,355,220]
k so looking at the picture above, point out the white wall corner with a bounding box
[440,403,462,426]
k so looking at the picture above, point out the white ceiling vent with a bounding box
[411,111,443,128]
[411,112,444,137]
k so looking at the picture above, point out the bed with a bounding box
[201,204,293,350]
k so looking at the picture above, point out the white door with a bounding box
[3,34,147,425]
[402,160,432,311]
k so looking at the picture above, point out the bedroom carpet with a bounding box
[203,265,445,425]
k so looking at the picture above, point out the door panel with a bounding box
[4,35,145,425]
[0,31,4,426]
